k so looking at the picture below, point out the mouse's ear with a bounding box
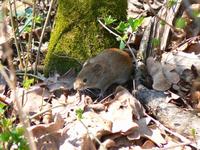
[93,64,103,73]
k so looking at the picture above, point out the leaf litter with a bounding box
[1,0,200,149]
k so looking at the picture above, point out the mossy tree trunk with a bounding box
[44,0,127,75]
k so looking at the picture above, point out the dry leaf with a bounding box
[147,57,171,91]
[61,111,111,149]
[29,114,64,150]
[128,117,166,147]
[162,63,180,84]
[11,86,51,119]
[162,52,200,75]
[100,86,145,134]
[142,140,156,149]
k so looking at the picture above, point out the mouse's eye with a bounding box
[83,78,87,83]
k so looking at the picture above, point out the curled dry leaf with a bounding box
[29,114,64,150]
[147,57,180,91]
[60,133,96,150]
[162,63,180,84]
[60,111,111,149]
[162,52,200,75]
[100,86,145,134]
[147,57,171,91]
[128,117,166,147]
[51,93,91,123]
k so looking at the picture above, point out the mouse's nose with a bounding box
[73,78,83,90]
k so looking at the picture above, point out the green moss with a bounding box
[44,0,127,76]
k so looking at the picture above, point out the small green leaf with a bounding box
[18,139,29,150]
[0,102,6,114]
[160,20,165,26]
[0,131,10,142]
[191,128,196,138]
[115,21,129,32]
[103,15,117,25]
[175,17,187,29]
[75,108,84,120]
[128,17,144,31]
[23,78,34,89]
[2,118,12,127]
[152,38,160,48]
[23,26,31,33]
[119,40,126,49]
[122,34,128,41]
[15,126,25,136]
[35,15,43,24]
[167,0,177,8]
[0,102,6,109]
[192,10,200,18]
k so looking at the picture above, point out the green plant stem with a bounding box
[24,0,36,80]
[97,18,121,38]
[16,72,45,81]
[8,0,24,68]
[34,0,55,74]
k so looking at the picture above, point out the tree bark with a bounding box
[44,0,127,75]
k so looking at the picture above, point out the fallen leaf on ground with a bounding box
[147,57,171,91]
[11,86,51,120]
[100,86,145,134]
[29,114,64,150]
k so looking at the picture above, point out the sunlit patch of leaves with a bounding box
[0,103,29,150]
[23,78,34,89]
[166,0,177,8]
[75,108,84,120]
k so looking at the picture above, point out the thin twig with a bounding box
[16,72,45,81]
[13,0,25,61]
[146,113,197,148]
[8,0,24,68]
[144,142,193,150]
[97,18,121,38]
[34,0,55,74]
[28,103,66,120]
[1,6,37,149]
[78,118,106,150]
[126,43,138,68]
